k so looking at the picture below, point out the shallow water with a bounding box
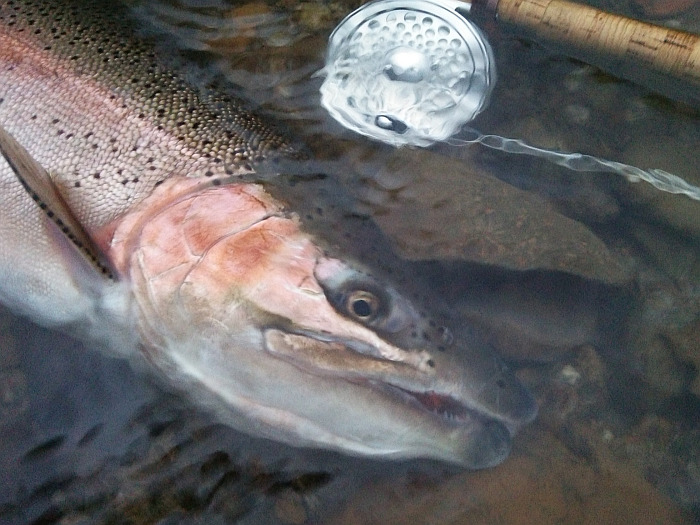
[1,0,699,523]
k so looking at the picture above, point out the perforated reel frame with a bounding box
[320,0,496,146]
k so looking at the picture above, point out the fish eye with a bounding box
[317,270,416,334]
[346,290,381,320]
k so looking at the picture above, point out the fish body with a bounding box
[0,0,536,467]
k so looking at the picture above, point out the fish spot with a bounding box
[22,435,66,462]
[77,424,103,447]
[439,326,453,346]
[427,359,435,368]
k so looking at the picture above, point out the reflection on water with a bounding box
[1,0,699,522]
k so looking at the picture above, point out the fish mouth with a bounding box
[393,386,472,423]
[263,328,515,467]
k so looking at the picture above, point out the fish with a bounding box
[0,0,537,468]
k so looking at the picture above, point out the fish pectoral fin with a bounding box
[0,124,116,280]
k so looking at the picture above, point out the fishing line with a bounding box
[318,0,700,200]
[451,129,700,200]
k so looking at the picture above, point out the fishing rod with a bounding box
[319,0,700,200]
[471,0,700,94]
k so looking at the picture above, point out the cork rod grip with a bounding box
[492,0,700,87]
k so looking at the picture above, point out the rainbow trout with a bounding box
[0,0,536,467]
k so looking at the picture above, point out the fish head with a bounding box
[109,177,537,468]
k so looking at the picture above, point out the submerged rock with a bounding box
[624,278,700,399]
[352,148,632,285]
[452,275,610,362]
[621,127,700,239]
[327,427,692,524]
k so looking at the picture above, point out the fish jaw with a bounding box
[103,177,535,467]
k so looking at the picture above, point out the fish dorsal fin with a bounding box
[0,125,116,280]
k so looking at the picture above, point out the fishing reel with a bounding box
[320,0,494,147]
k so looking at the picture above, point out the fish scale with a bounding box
[0,0,537,469]
[0,0,302,230]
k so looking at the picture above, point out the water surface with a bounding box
[1,0,699,523]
